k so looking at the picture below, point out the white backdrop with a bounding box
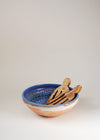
[0,0,100,140]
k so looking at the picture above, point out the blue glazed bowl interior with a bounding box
[22,84,79,107]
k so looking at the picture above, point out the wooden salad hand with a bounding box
[46,85,82,105]
[46,78,71,104]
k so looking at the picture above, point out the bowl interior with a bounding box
[22,84,78,106]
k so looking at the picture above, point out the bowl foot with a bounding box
[27,104,74,118]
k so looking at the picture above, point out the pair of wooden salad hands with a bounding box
[46,78,82,105]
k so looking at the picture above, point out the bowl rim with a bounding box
[22,84,79,107]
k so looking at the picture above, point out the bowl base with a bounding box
[27,104,74,118]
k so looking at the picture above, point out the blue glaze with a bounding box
[22,84,79,107]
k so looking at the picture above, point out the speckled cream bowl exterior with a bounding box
[22,84,79,117]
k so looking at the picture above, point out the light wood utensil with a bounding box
[46,84,82,105]
[46,78,71,104]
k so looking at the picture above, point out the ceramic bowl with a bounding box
[22,84,79,117]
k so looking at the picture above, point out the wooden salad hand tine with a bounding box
[46,86,60,103]
[46,91,65,105]
[56,93,75,105]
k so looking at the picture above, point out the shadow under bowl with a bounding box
[22,84,79,117]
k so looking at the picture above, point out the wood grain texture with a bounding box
[46,78,71,104]
[47,85,82,105]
